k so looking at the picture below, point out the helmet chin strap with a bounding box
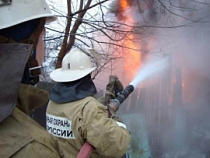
[0,18,46,85]
[21,18,46,85]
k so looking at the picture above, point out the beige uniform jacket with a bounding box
[46,96,131,158]
[0,84,60,158]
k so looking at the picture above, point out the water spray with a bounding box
[109,57,169,112]
[130,57,169,88]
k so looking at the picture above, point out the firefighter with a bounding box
[0,0,60,157]
[46,48,131,158]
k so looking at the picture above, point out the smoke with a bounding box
[156,12,210,158]
[109,0,210,157]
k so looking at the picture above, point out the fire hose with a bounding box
[77,85,134,158]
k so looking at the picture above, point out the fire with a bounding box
[123,34,141,78]
[120,0,128,10]
[119,0,141,80]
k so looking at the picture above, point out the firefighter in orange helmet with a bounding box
[0,0,60,157]
[46,48,131,158]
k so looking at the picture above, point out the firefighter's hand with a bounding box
[98,76,124,106]
[106,75,124,100]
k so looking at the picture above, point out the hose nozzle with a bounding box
[109,85,134,112]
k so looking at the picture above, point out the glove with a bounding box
[98,76,125,123]
[98,75,124,106]
[106,75,124,99]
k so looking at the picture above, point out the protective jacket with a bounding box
[46,79,131,158]
[0,84,60,158]
[0,44,59,158]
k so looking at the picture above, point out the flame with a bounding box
[119,0,141,80]
[120,0,128,10]
[123,34,141,77]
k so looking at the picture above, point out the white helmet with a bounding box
[50,48,97,82]
[0,0,56,30]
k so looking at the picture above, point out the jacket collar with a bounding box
[50,75,97,103]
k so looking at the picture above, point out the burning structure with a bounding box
[107,0,210,157]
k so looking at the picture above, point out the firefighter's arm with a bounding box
[82,98,130,158]
[97,75,124,121]
[97,75,123,107]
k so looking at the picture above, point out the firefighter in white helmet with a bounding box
[46,48,131,158]
[0,0,59,157]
